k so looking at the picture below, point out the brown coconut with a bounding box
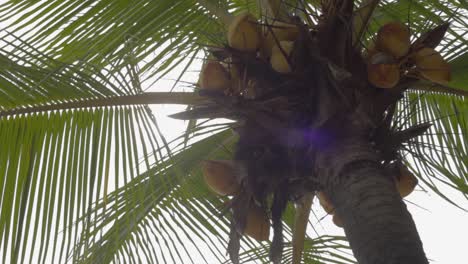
[317,191,335,214]
[412,47,451,84]
[270,41,294,73]
[199,61,230,91]
[332,214,344,228]
[367,52,400,88]
[396,165,418,197]
[202,160,241,196]
[228,12,261,51]
[244,204,270,241]
[376,21,411,58]
[262,21,299,57]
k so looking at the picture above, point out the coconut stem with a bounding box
[292,193,314,264]
[0,92,208,117]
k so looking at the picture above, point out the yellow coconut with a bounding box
[199,61,230,91]
[332,214,344,228]
[262,21,299,57]
[202,160,241,196]
[367,52,400,88]
[244,204,270,241]
[412,47,451,84]
[228,12,261,51]
[270,41,294,73]
[367,63,400,88]
[396,165,418,197]
[376,22,411,58]
[317,191,335,214]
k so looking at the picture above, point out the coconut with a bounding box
[270,41,294,73]
[367,52,400,88]
[228,12,261,51]
[376,21,411,58]
[317,191,335,214]
[262,21,299,57]
[412,47,451,84]
[199,61,230,91]
[244,204,270,241]
[202,160,241,196]
[396,165,418,197]
[332,214,343,228]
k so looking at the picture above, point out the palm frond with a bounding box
[0,31,174,263]
[448,52,468,90]
[0,106,164,264]
[0,30,143,110]
[74,129,237,263]
[0,0,225,82]
[397,91,468,206]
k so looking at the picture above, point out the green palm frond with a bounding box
[448,52,468,90]
[0,106,164,264]
[73,129,235,263]
[0,32,123,109]
[0,0,224,81]
[0,31,169,263]
[398,91,468,204]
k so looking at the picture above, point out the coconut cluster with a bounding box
[183,10,450,263]
[197,12,301,97]
[367,22,451,89]
[196,12,305,243]
[226,12,301,73]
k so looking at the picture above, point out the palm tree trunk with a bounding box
[316,136,428,264]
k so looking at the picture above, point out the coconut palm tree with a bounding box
[0,0,467,263]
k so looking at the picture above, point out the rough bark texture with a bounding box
[316,137,428,264]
